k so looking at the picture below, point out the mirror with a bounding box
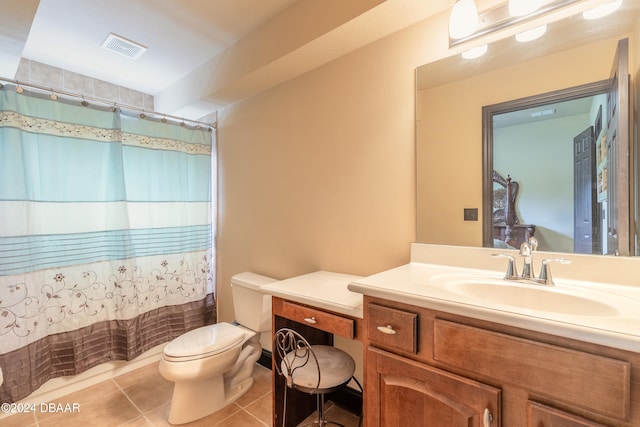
[416,0,640,256]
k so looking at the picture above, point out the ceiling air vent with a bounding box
[101,33,147,60]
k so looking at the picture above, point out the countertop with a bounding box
[348,261,640,353]
[261,271,364,319]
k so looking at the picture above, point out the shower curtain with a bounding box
[0,87,216,402]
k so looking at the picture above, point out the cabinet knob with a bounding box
[376,325,397,335]
[303,317,317,324]
[483,408,493,427]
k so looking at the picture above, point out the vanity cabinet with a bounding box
[363,296,639,427]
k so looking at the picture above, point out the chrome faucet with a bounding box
[493,237,570,285]
[519,240,533,279]
[519,236,538,279]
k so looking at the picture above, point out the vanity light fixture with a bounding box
[462,44,488,59]
[449,0,618,48]
[515,24,547,42]
[583,0,622,19]
[509,0,543,16]
[449,0,479,39]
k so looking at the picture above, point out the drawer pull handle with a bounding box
[377,325,396,335]
[303,317,317,324]
[483,408,493,427]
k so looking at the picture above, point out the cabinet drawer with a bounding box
[528,402,608,427]
[279,300,354,339]
[367,303,417,354]
[433,319,631,420]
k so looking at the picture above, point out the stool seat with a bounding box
[281,345,355,393]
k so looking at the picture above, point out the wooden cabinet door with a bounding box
[366,347,500,427]
[528,402,609,427]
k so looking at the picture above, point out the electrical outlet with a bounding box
[464,208,478,221]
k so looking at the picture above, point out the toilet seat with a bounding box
[163,322,245,362]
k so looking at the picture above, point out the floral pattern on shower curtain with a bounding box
[0,87,216,402]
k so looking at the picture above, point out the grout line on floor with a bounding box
[111,377,148,425]
[203,405,242,427]
[242,390,272,408]
[242,408,270,427]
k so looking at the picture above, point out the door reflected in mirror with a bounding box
[488,92,608,254]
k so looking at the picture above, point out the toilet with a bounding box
[159,272,277,425]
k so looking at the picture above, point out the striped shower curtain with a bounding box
[0,87,216,402]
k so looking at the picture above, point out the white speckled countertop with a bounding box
[347,244,640,353]
[261,271,364,318]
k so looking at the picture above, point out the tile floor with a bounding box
[2,362,360,427]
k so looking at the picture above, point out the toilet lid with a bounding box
[163,322,245,359]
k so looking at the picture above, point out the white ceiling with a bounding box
[2,0,453,119]
[493,97,597,128]
[20,0,626,122]
[21,0,298,96]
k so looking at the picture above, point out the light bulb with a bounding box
[583,0,622,20]
[509,0,542,17]
[449,0,479,40]
[515,24,547,42]
[462,44,488,59]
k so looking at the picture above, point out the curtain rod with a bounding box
[0,76,216,130]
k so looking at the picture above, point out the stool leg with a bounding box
[317,393,324,426]
[301,393,348,427]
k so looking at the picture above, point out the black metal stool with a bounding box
[273,328,362,427]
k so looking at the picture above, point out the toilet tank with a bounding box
[230,272,277,333]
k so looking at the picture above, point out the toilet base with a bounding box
[166,338,262,425]
[168,374,225,425]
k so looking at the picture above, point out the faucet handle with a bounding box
[528,237,538,251]
[538,258,571,285]
[492,253,518,279]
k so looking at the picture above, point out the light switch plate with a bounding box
[464,208,478,221]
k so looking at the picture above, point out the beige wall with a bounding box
[417,35,633,247]
[214,9,640,323]
[215,18,448,323]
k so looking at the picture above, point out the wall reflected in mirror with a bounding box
[415,0,640,256]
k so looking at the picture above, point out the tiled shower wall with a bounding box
[15,59,154,110]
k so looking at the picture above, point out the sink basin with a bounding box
[449,280,619,316]
[429,275,621,317]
